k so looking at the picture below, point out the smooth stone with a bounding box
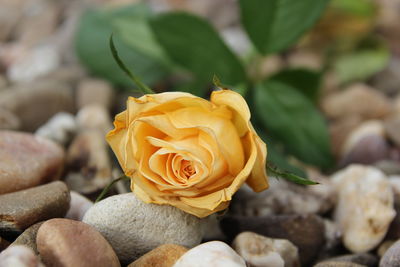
[11,222,43,255]
[0,108,20,130]
[385,115,400,147]
[0,245,44,267]
[0,236,10,252]
[329,116,362,158]
[321,83,391,120]
[321,220,343,258]
[332,165,395,252]
[322,253,378,267]
[173,241,246,267]
[314,261,366,267]
[377,240,395,258]
[0,181,70,237]
[65,191,93,221]
[65,130,112,194]
[379,240,400,267]
[0,79,74,131]
[128,244,188,267]
[35,112,77,146]
[220,214,325,266]
[232,231,299,267]
[37,218,120,267]
[76,78,115,110]
[76,105,113,135]
[83,193,203,264]
[0,130,65,194]
[230,177,335,217]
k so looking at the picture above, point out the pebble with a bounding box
[37,218,120,267]
[0,108,20,130]
[65,191,93,221]
[232,231,299,267]
[314,261,366,267]
[332,165,396,252]
[76,78,115,110]
[128,244,188,267]
[65,130,112,194]
[321,83,391,120]
[35,112,77,146]
[0,236,10,252]
[83,193,203,264]
[329,116,362,158]
[0,79,74,131]
[0,245,44,267]
[322,253,378,267]
[76,105,113,135]
[231,178,335,217]
[173,241,246,267]
[0,181,70,237]
[384,115,400,147]
[11,222,43,255]
[0,130,65,194]
[220,214,325,266]
[379,240,400,267]
[377,240,395,258]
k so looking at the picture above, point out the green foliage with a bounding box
[75,4,169,88]
[254,80,333,169]
[239,0,330,54]
[149,12,247,95]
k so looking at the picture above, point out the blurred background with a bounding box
[0,0,400,187]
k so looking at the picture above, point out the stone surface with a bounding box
[128,244,188,267]
[314,261,366,267]
[385,115,400,147]
[77,78,115,110]
[377,240,395,258]
[83,193,203,264]
[329,116,362,158]
[321,83,391,120]
[11,222,43,255]
[65,130,112,194]
[173,241,246,267]
[0,130,65,195]
[65,191,93,221]
[0,245,44,267]
[37,218,120,267]
[0,236,10,252]
[35,112,77,146]
[231,177,335,217]
[232,231,299,267]
[322,253,378,267]
[0,79,74,131]
[76,105,113,135]
[221,214,325,266]
[332,165,395,252]
[379,240,400,267]
[0,108,20,130]
[0,181,70,237]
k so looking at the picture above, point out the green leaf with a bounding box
[267,165,318,185]
[334,47,389,84]
[239,0,329,54]
[149,12,247,94]
[271,68,322,102]
[254,80,333,168]
[75,4,169,88]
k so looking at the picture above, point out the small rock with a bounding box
[76,105,113,135]
[314,261,366,267]
[0,181,70,237]
[128,244,188,267]
[379,240,400,267]
[41,65,86,85]
[321,83,391,120]
[329,116,362,158]
[320,219,342,258]
[375,161,400,176]
[384,115,400,147]
[0,130,65,194]
[65,191,93,221]
[287,50,323,70]
[322,253,378,267]
[65,130,112,194]
[11,222,43,255]
[232,232,299,267]
[1,236,10,251]
[77,78,115,110]
[332,165,396,252]
[37,218,120,267]
[83,193,203,264]
[0,245,44,267]
[173,241,246,267]
[0,79,74,131]
[0,108,20,130]
[378,240,395,258]
[35,112,77,145]
[220,214,325,266]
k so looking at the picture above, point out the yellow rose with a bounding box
[106,90,268,218]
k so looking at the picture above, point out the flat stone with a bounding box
[173,241,246,267]
[379,240,400,267]
[0,181,70,237]
[11,222,44,255]
[220,214,325,266]
[0,130,65,194]
[232,231,300,267]
[128,244,188,267]
[37,218,120,267]
[83,193,203,264]
[0,245,44,267]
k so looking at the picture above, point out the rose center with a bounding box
[179,159,196,179]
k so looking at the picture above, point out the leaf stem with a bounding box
[109,34,155,94]
[267,164,319,185]
[95,175,130,203]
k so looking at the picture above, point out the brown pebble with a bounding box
[128,244,188,267]
[11,222,44,255]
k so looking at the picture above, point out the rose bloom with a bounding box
[106,90,268,218]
